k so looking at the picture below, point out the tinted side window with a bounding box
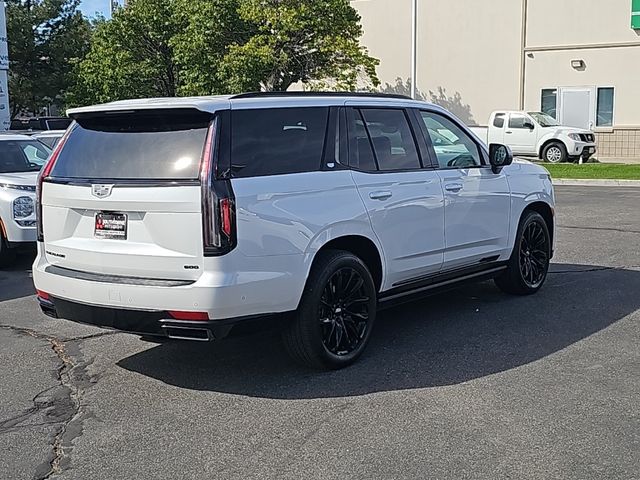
[359,109,421,171]
[230,107,329,178]
[493,113,505,128]
[420,111,482,169]
[45,118,72,130]
[509,114,528,129]
[20,141,51,166]
[0,142,31,173]
[347,109,377,171]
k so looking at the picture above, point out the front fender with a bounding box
[536,132,569,157]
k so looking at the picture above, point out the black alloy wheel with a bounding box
[319,267,371,356]
[519,219,549,289]
[283,250,377,369]
[495,211,551,295]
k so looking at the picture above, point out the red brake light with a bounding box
[220,198,232,237]
[168,311,209,321]
[36,290,51,301]
[37,126,74,242]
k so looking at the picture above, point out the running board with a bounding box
[378,265,507,307]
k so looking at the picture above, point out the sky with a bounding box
[79,0,123,19]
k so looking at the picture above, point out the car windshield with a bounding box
[528,112,560,127]
[0,140,52,173]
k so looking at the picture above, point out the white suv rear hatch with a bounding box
[40,109,211,281]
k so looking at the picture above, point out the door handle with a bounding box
[444,183,463,192]
[506,131,513,134]
[369,190,393,200]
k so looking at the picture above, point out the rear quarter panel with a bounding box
[231,170,383,296]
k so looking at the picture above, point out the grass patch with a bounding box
[542,163,640,180]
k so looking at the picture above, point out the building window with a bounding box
[596,88,614,127]
[541,89,557,119]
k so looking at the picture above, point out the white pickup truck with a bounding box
[471,111,597,163]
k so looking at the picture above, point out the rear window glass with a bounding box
[45,118,72,130]
[230,107,329,178]
[52,110,211,180]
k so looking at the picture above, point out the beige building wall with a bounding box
[353,0,523,125]
[526,0,640,47]
[524,0,640,156]
[354,0,640,157]
[523,47,640,127]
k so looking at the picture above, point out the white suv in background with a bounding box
[33,93,555,369]
[0,134,51,264]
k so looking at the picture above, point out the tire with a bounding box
[283,250,377,370]
[542,142,567,163]
[495,211,551,295]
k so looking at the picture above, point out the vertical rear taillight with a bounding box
[200,118,237,256]
[37,125,74,242]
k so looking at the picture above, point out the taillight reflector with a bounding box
[36,290,51,301]
[168,311,209,321]
[220,198,232,237]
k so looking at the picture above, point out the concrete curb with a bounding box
[552,179,640,187]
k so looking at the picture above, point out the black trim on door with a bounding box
[379,261,508,304]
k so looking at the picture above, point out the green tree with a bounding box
[70,0,181,106]
[70,0,379,105]
[6,0,91,117]
[217,0,379,92]
[171,0,250,96]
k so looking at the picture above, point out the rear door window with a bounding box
[229,107,329,178]
[51,110,211,180]
[347,108,422,171]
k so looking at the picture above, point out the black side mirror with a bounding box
[489,144,513,173]
[523,121,535,130]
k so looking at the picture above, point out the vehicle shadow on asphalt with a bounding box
[0,253,36,302]
[118,263,640,399]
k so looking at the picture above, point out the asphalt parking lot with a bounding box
[1,186,638,480]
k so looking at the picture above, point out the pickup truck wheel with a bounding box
[543,142,567,163]
[495,211,551,295]
[283,250,377,370]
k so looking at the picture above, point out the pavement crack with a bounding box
[549,266,616,274]
[0,324,105,479]
[558,224,640,234]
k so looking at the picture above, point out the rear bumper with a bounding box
[38,295,283,341]
[33,246,306,321]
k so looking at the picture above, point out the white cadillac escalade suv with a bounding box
[33,93,555,369]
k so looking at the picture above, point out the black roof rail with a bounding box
[230,91,413,100]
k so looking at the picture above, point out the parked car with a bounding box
[31,130,66,149]
[10,117,72,132]
[0,135,51,264]
[33,93,555,369]
[470,110,597,163]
